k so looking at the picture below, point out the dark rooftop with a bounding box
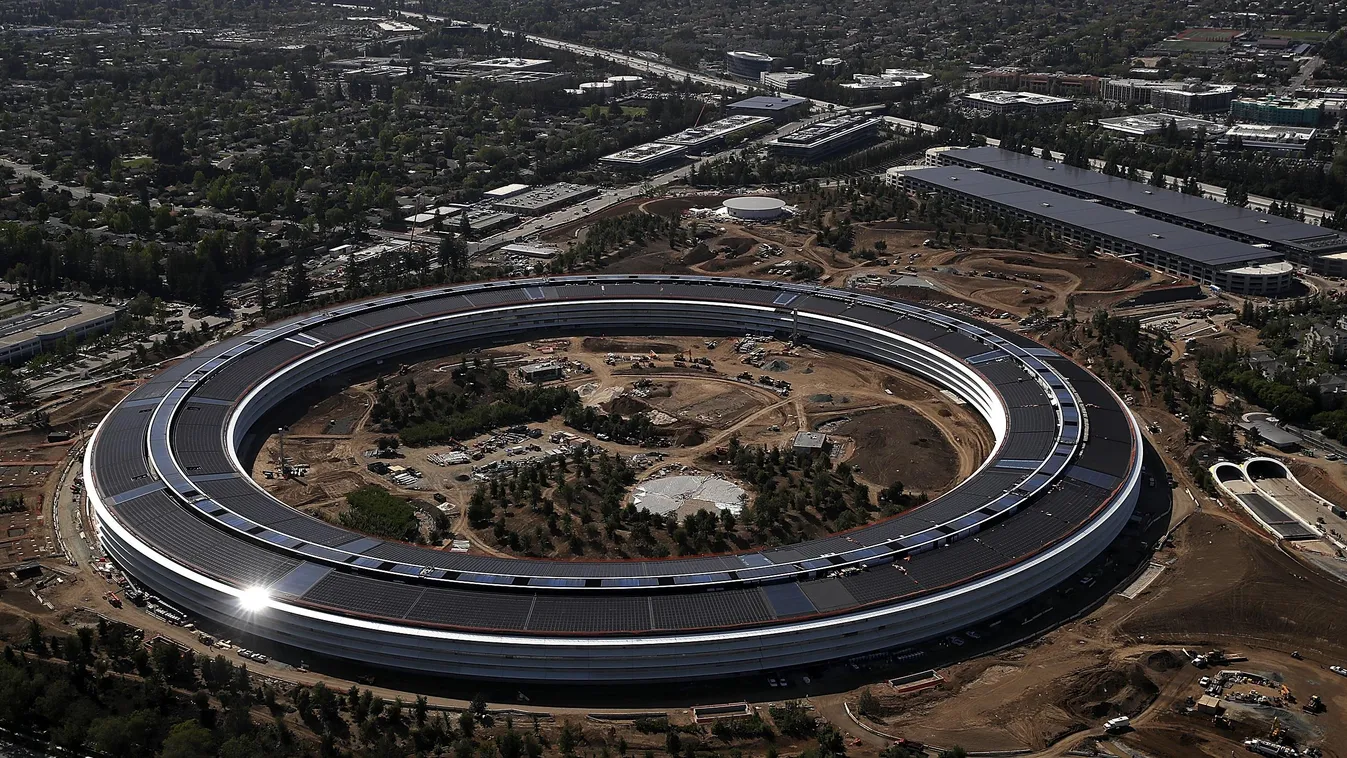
[943,147,1347,255]
[902,166,1286,269]
[730,95,808,111]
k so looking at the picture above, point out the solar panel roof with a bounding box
[903,166,1285,268]
[943,147,1347,254]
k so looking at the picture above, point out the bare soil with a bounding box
[829,406,962,495]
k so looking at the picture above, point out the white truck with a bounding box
[1103,716,1130,733]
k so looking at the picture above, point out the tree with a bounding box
[558,720,583,756]
[438,232,465,274]
[414,694,428,726]
[285,253,310,305]
[0,368,31,408]
[160,720,215,758]
[856,687,881,717]
[197,261,224,314]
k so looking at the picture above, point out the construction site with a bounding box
[247,331,988,560]
[5,186,1347,757]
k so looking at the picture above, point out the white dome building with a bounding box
[723,196,788,220]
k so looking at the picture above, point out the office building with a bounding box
[1103,79,1236,113]
[977,68,1100,97]
[761,71,814,93]
[767,114,879,161]
[890,166,1294,296]
[725,51,774,81]
[492,183,599,216]
[470,57,551,72]
[655,115,774,153]
[1230,96,1324,127]
[599,142,689,171]
[0,301,122,364]
[962,91,1075,114]
[1219,124,1318,153]
[932,146,1347,275]
[1098,114,1224,138]
[728,95,810,123]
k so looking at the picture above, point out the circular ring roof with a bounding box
[88,276,1139,638]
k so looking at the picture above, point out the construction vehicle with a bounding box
[1103,716,1130,733]
[1303,694,1324,714]
[1269,716,1286,743]
[104,591,122,608]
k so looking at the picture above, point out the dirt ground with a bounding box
[574,204,1162,323]
[828,406,964,496]
[0,381,130,564]
[250,335,984,558]
[844,509,1347,757]
[924,248,1157,314]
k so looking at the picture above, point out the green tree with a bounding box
[160,720,215,758]
[285,253,310,305]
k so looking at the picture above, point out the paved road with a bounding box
[1286,55,1325,95]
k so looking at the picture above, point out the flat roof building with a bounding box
[492,183,599,216]
[839,69,931,100]
[1237,419,1300,451]
[792,431,828,455]
[477,70,573,91]
[932,146,1347,275]
[461,209,519,237]
[1098,113,1225,138]
[404,205,465,225]
[0,301,122,364]
[1102,79,1236,113]
[890,165,1294,296]
[1219,124,1318,153]
[599,142,689,171]
[655,115,774,153]
[500,243,561,259]
[761,71,814,93]
[470,57,551,71]
[483,183,532,200]
[518,361,564,383]
[977,68,1100,97]
[962,91,1075,114]
[767,114,879,161]
[1230,96,1324,127]
[728,95,810,123]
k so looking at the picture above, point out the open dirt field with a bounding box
[843,508,1347,757]
[1116,512,1347,657]
[925,248,1157,314]
[827,406,963,496]
[571,204,1163,323]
